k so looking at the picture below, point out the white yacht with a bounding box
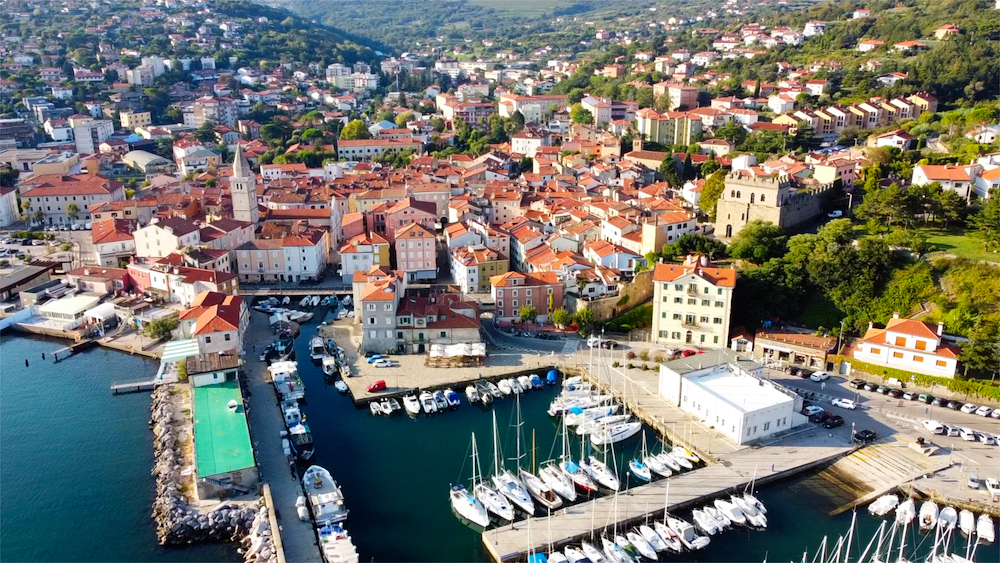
[492,470,535,515]
[449,484,489,527]
[666,515,710,550]
[310,337,327,360]
[539,462,576,502]
[581,456,620,491]
[269,361,305,401]
[302,466,349,525]
[519,468,563,510]
[403,394,421,415]
[419,391,437,414]
[919,501,938,531]
[591,421,642,446]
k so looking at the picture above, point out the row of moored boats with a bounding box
[869,493,995,545]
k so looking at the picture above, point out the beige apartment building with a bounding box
[651,256,736,348]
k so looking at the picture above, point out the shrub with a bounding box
[620,324,632,331]
[0,259,8,268]
[626,351,636,360]
[616,295,630,307]
[144,318,178,340]
[626,363,634,370]
[612,361,621,367]
[654,354,664,363]
[639,350,649,361]
[603,303,653,332]
[177,359,188,382]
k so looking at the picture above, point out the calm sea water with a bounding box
[2,327,989,563]
[0,334,239,563]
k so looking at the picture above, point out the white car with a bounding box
[986,478,1000,496]
[959,427,977,441]
[922,420,945,434]
[810,371,831,382]
[372,358,393,368]
[827,210,843,218]
[942,425,960,437]
[831,398,856,410]
[991,409,1000,419]
[803,405,824,417]
[978,433,996,445]
[975,405,993,417]
[587,336,600,347]
[960,403,978,414]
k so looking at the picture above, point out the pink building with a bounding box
[394,222,437,282]
[383,198,437,242]
[489,271,565,323]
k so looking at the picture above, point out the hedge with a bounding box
[842,356,1000,402]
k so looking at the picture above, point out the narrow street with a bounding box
[243,311,322,563]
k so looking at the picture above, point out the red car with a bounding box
[681,349,698,357]
[366,380,387,392]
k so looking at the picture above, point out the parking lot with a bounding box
[0,229,94,267]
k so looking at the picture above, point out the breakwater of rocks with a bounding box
[148,385,274,563]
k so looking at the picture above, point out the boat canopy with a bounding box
[161,338,201,362]
[428,343,486,357]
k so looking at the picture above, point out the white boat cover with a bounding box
[428,343,486,357]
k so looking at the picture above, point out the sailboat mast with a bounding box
[492,411,501,476]
[842,510,856,563]
[471,432,478,489]
[532,429,536,474]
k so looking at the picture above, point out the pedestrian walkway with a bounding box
[244,314,321,563]
[560,339,579,355]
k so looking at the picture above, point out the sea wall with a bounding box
[148,385,274,563]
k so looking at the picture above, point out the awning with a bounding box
[161,339,201,362]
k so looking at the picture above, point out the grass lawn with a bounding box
[794,293,844,330]
[918,227,999,263]
[468,0,576,16]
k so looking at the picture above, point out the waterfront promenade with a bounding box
[244,313,322,563]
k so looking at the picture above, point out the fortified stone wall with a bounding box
[567,269,653,321]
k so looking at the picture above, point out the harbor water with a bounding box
[1,324,991,562]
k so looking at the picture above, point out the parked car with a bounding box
[902,391,918,400]
[960,403,979,414]
[864,383,879,392]
[681,349,698,357]
[959,427,977,441]
[798,368,815,379]
[946,401,963,410]
[366,354,385,364]
[991,409,1000,419]
[922,420,945,435]
[823,415,845,429]
[941,425,960,437]
[876,385,890,394]
[887,389,904,398]
[810,371,831,382]
[986,478,1000,496]
[976,433,996,445]
[366,380,387,392]
[802,405,824,417]
[918,394,934,404]
[968,473,980,489]
[931,397,947,407]
[831,398,857,410]
[827,210,844,218]
[854,429,877,443]
[600,340,618,349]
[975,406,993,417]
[848,379,866,389]
[372,359,393,368]
[785,366,801,376]
[809,411,832,423]
[31,239,44,245]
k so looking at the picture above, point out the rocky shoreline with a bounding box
[149,386,277,563]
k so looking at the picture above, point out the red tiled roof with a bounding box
[652,261,736,287]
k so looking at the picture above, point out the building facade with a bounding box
[651,256,736,348]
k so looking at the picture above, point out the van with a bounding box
[918,393,933,404]
[921,420,945,435]
[887,377,904,388]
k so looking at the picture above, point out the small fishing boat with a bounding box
[445,388,461,409]
[273,336,295,360]
[655,451,682,472]
[625,529,657,560]
[318,524,359,563]
[693,509,723,535]
[705,505,731,528]
[591,421,642,446]
[666,515,710,550]
[959,509,975,537]
[919,501,938,531]
[732,495,767,528]
[339,364,351,378]
[466,385,480,403]
[519,468,563,510]
[302,465,349,524]
[516,375,532,390]
[653,521,683,553]
[403,394,421,415]
[509,377,524,395]
[673,446,701,464]
[743,492,766,515]
[582,456,620,491]
[269,361,305,401]
[529,373,543,388]
[668,451,693,471]
[433,390,449,411]
[334,380,348,393]
[714,498,747,526]
[868,494,899,517]
[379,398,394,415]
[419,391,437,414]
[498,379,513,395]
[485,381,502,398]
[450,484,489,527]
[369,401,383,416]
[281,296,291,305]
[480,389,494,406]
[938,506,958,532]
[548,552,568,563]
[639,524,668,553]
[311,296,321,307]
[300,296,311,308]
[896,498,916,525]
[977,513,994,544]
[287,422,314,460]
[644,454,672,478]
[322,356,338,376]
[560,458,598,493]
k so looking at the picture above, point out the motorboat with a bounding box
[310,337,328,360]
[896,498,916,525]
[582,456,620,491]
[673,446,701,464]
[576,414,632,436]
[539,462,577,502]
[591,421,642,446]
[280,296,290,306]
[339,364,351,378]
[302,466,349,524]
[743,492,766,514]
[653,521,683,553]
[564,404,620,427]
[666,516,710,550]
[938,506,958,532]
[342,295,351,306]
[628,458,651,482]
[655,451,682,473]
[563,546,589,563]
[492,470,535,515]
[977,514,994,544]
[644,454,672,478]
[693,508,723,535]
[311,296,321,307]
[529,373,543,388]
[959,509,975,537]
[519,468,563,510]
[485,381,502,398]
[419,391,437,414]
[548,394,613,416]
[433,390,449,411]
[626,529,657,560]
[337,309,348,320]
[379,398,395,415]
[287,422,314,460]
[509,378,524,395]
[403,394,421,415]
[868,494,900,517]
[498,379,513,395]
[668,451,693,471]
[548,552,569,563]
[919,501,938,531]
[639,524,668,553]
[517,375,533,391]
[445,388,461,409]
[269,361,305,401]
[705,505,731,528]
[300,296,311,307]
[581,541,608,563]
[475,481,514,522]
[334,380,348,393]
[322,356,338,376]
[318,524,359,563]
[714,498,747,526]
[281,399,302,427]
[732,495,767,528]
[559,458,598,493]
[614,534,638,561]
[273,336,295,360]
[449,484,489,527]
[369,401,383,416]
[478,384,494,405]
[290,310,313,323]
[466,385,480,403]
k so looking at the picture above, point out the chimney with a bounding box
[892,312,900,319]
[937,322,944,336]
[868,322,873,331]
[699,255,709,267]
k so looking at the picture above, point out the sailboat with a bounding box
[938,506,958,532]
[628,432,652,483]
[625,528,657,560]
[638,524,669,553]
[474,430,515,522]
[490,411,535,515]
[540,418,577,502]
[516,399,562,510]
[714,498,747,526]
[692,508,723,535]
[582,455,620,491]
[581,541,608,563]
[450,432,493,528]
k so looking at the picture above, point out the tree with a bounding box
[662,233,728,260]
[728,220,788,263]
[968,189,1000,251]
[430,117,446,133]
[792,123,821,152]
[570,104,593,125]
[0,165,19,188]
[518,304,538,323]
[574,308,596,334]
[144,318,178,340]
[339,119,372,140]
[193,121,216,143]
[701,153,720,176]
[714,120,747,146]
[698,170,727,220]
[551,308,573,329]
[960,319,1000,377]
[394,111,414,127]
[509,110,525,132]
[658,154,681,187]
[66,203,80,221]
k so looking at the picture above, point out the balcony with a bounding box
[681,320,699,328]
[686,287,699,296]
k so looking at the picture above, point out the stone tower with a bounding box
[230,144,257,225]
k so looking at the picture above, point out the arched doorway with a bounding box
[685,331,693,344]
[725,225,732,238]
[417,343,425,353]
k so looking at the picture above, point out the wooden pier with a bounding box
[110,379,157,394]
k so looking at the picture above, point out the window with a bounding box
[913,355,924,363]
[384,304,392,311]
[674,297,683,304]
[369,330,376,337]
[674,284,683,291]
[915,340,927,351]
[367,304,376,311]
[659,330,668,338]
[661,312,667,319]
[688,298,696,305]
[713,317,723,324]
[763,421,770,431]
[673,313,682,320]
[870,347,881,354]
[892,351,903,359]
[935,360,947,367]
[700,334,706,342]
[440,331,447,338]
[702,300,710,306]
[715,301,724,308]
[703,287,709,294]
[526,289,532,297]
[894,336,906,346]
[700,316,709,323]
[663,296,669,302]
[671,332,681,339]
[713,336,719,344]
[512,300,518,308]
[224,334,231,341]
[717,288,723,295]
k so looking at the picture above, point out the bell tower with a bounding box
[230,144,257,225]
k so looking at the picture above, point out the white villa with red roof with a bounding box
[852,314,959,378]
[178,291,249,355]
